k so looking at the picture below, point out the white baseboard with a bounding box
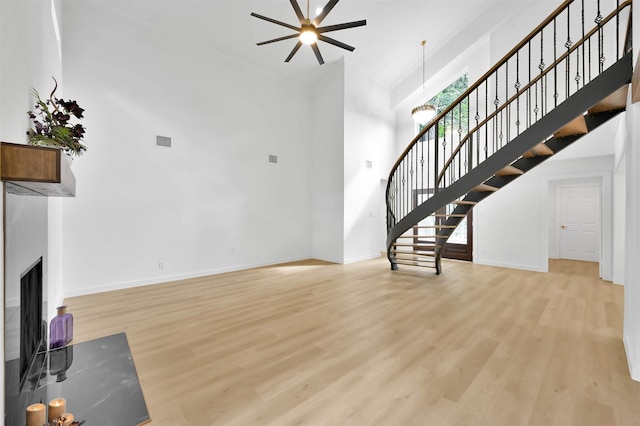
[473,258,547,273]
[343,252,384,265]
[624,332,640,382]
[63,255,312,298]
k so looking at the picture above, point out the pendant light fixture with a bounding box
[411,40,437,125]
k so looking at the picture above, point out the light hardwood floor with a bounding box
[66,257,640,425]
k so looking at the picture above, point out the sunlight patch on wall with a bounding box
[51,0,62,61]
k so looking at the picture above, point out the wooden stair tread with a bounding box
[472,183,498,192]
[450,200,477,205]
[390,250,436,257]
[394,260,437,268]
[588,84,629,114]
[412,225,457,229]
[431,213,467,218]
[392,242,442,248]
[392,254,436,260]
[495,165,524,176]
[398,235,448,240]
[554,115,588,138]
[397,235,448,239]
[523,142,554,158]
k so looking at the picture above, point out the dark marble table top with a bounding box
[5,332,150,426]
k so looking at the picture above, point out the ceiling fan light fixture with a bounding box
[252,0,366,65]
[300,26,318,45]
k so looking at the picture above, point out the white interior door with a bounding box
[559,184,600,262]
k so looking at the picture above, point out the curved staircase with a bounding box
[386,0,633,273]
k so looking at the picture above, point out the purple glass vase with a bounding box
[49,306,73,349]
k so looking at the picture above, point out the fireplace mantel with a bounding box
[1,142,75,197]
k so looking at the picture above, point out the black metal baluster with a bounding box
[434,124,439,194]
[516,50,521,136]
[420,137,424,197]
[582,0,586,87]
[410,148,414,213]
[475,89,480,166]
[400,162,404,219]
[485,82,489,160]
[527,40,531,128]
[554,17,558,107]
[505,61,510,146]
[575,45,581,93]
[456,105,460,180]
[427,127,431,193]
[450,111,454,185]
[494,69,499,153]
[616,0,620,60]
[466,95,470,172]
[596,0,603,74]
[468,133,473,177]
[566,4,572,101]
[445,118,449,188]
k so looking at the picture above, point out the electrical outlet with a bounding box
[158,262,164,269]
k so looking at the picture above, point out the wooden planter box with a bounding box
[1,142,75,197]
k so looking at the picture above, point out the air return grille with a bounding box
[155,135,172,148]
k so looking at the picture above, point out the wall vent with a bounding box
[268,154,278,164]
[155,135,172,148]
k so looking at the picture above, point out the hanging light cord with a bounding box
[421,40,426,97]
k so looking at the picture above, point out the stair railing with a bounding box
[386,0,632,257]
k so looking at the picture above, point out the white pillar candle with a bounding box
[25,403,46,426]
[48,398,66,422]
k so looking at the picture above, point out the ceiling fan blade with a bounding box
[317,20,367,34]
[318,34,355,52]
[290,0,305,24]
[251,12,300,32]
[285,41,303,62]
[257,34,300,46]
[311,44,325,65]
[312,0,340,26]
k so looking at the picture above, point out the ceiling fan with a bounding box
[251,0,366,65]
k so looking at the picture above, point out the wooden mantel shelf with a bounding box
[0,142,76,197]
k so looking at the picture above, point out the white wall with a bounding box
[310,59,395,264]
[613,158,626,285]
[624,97,640,381]
[60,1,313,296]
[343,62,395,262]
[624,100,640,380]
[311,61,345,263]
[623,7,640,381]
[475,153,614,273]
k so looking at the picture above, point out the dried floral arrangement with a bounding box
[27,77,86,156]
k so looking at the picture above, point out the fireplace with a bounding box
[19,257,46,388]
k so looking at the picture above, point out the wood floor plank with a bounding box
[64,257,640,425]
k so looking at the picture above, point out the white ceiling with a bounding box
[106,0,558,90]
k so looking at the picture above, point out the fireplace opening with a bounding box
[19,257,47,388]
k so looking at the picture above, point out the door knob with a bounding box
[561,225,566,229]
